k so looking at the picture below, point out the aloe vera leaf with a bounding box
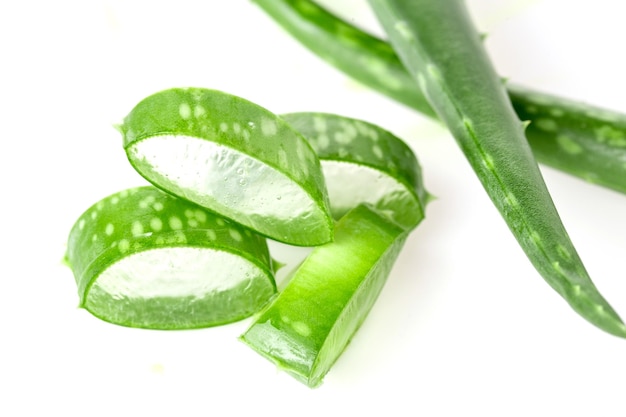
[253,0,626,195]
[241,204,408,387]
[368,0,625,337]
[120,87,333,246]
[509,85,626,193]
[253,0,435,115]
[282,112,428,230]
[66,186,276,329]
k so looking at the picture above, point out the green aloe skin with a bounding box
[241,204,409,388]
[252,0,626,195]
[282,112,428,230]
[66,186,276,329]
[366,0,625,337]
[120,87,334,246]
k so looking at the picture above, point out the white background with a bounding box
[2,1,625,415]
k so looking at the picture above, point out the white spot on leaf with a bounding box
[261,118,278,136]
[372,145,384,159]
[131,221,144,237]
[179,103,192,120]
[229,229,243,242]
[150,217,163,232]
[194,105,206,118]
[169,216,183,230]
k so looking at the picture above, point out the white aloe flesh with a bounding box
[121,88,333,246]
[282,112,427,230]
[66,186,276,329]
[241,204,408,387]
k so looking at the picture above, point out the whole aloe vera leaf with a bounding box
[368,0,625,337]
[252,0,626,195]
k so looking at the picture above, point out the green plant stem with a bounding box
[367,0,625,337]
[253,0,626,195]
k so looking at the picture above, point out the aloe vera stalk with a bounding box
[120,87,333,246]
[253,0,626,195]
[282,112,428,230]
[241,204,408,387]
[66,186,276,329]
[368,0,625,337]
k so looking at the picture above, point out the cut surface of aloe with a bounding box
[66,186,276,329]
[120,87,333,246]
[282,112,427,230]
[241,204,407,387]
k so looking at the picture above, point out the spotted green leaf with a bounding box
[66,186,276,329]
[282,112,428,230]
[120,87,333,246]
[254,0,626,195]
[368,0,626,337]
[509,85,626,192]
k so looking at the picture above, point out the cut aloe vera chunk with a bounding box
[282,112,427,230]
[66,186,276,330]
[241,204,407,387]
[120,88,333,246]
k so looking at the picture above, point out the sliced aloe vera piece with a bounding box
[282,112,427,230]
[120,87,333,246]
[66,186,276,330]
[241,204,407,387]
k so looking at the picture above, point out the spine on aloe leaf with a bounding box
[367,0,625,337]
[252,0,626,195]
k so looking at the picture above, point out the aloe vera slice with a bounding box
[66,186,276,329]
[120,87,333,246]
[241,204,407,387]
[282,112,428,230]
